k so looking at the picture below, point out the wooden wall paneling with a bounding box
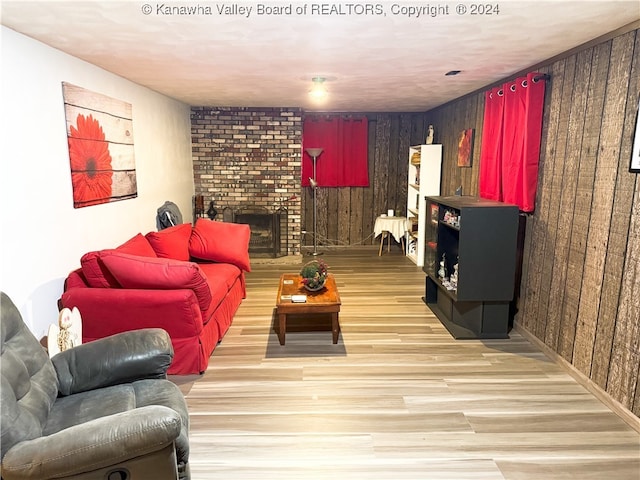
[542,55,577,349]
[460,93,478,196]
[583,32,635,394]
[419,28,639,421]
[445,103,460,194]
[424,96,483,196]
[302,185,312,244]
[316,186,329,247]
[364,117,377,244]
[350,187,364,245]
[451,99,470,194]
[325,185,338,245]
[336,187,351,245]
[469,93,480,193]
[397,114,412,217]
[453,100,467,194]
[458,102,469,193]
[469,92,484,196]
[434,107,449,192]
[615,172,640,415]
[435,106,451,194]
[519,59,567,339]
[552,48,593,361]
[411,113,427,145]
[604,30,640,411]
[541,56,576,346]
[569,41,612,374]
[449,104,462,194]
[373,115,391,223]
[444,105,459,194]
[455,100,468,192]
[387,116,401,216]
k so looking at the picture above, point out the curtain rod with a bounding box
[533,73,551,83]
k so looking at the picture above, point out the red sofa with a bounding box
[60,219,251,375]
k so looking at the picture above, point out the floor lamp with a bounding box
[305,147,323,256]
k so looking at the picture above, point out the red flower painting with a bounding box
[68,113,113,207]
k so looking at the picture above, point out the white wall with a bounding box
[0,26,195,338]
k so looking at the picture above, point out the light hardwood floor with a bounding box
[180,247,640,479]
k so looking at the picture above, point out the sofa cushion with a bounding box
[146,224,192,261]
[115,233,158,258]
[189,219,251,272]
[79,234,157,288]
[198,262,242,292]
[198,263,242,317]
[100,253,212,312]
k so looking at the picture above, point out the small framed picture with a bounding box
[631,99,640,173]
[430,203,439,225]
[458,128,474,167]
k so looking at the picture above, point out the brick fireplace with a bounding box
[191,107,302,255]
[233,208,288,257]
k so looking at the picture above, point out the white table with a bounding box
[374,216,411,256]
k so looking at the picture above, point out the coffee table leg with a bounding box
[278,313,286,345]
[332,313,340,344]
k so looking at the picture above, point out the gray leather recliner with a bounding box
[0,291,190,479]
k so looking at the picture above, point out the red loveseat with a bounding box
[60,219,250,375]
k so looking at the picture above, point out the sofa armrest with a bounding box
[52,328,173,396]
[1,405,180,480]
[60,287,205,339]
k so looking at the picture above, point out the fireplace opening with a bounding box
[233,208,288,257]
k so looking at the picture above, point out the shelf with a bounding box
[423,196,519,339]
[425,276,511,339]
[423,299,484,339]
[426,273,458,301]
[439,220,460,232]
[405,145,442,268]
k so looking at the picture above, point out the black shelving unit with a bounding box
[423,196,519,339]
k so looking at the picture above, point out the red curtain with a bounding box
[478,86,504,201]
[302,116,369,187]
[479,72,546,212]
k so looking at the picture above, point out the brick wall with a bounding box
[191,107,302,255]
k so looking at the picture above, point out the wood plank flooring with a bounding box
[180,248,640,479]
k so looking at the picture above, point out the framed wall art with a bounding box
[458,128,474,168]
[62,82,137,208]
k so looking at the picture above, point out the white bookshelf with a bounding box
[406,144,442,266]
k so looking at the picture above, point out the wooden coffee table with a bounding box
[275,273,341,345]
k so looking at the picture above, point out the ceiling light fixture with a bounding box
[309,77,328,99]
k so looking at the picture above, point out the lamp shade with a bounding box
[305,147,323,158]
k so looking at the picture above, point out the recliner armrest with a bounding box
[1,405,181,479]
[52,328,173,396]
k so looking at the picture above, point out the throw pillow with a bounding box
[79,233,157,288]
[80,250,119,288]
[115,233,158,257]
[145,223,192,261]
[189,218,251,272]
[100,252,212,312]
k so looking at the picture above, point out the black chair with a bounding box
[0,292,190,479]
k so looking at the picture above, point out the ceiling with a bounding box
[2,1,638,112]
